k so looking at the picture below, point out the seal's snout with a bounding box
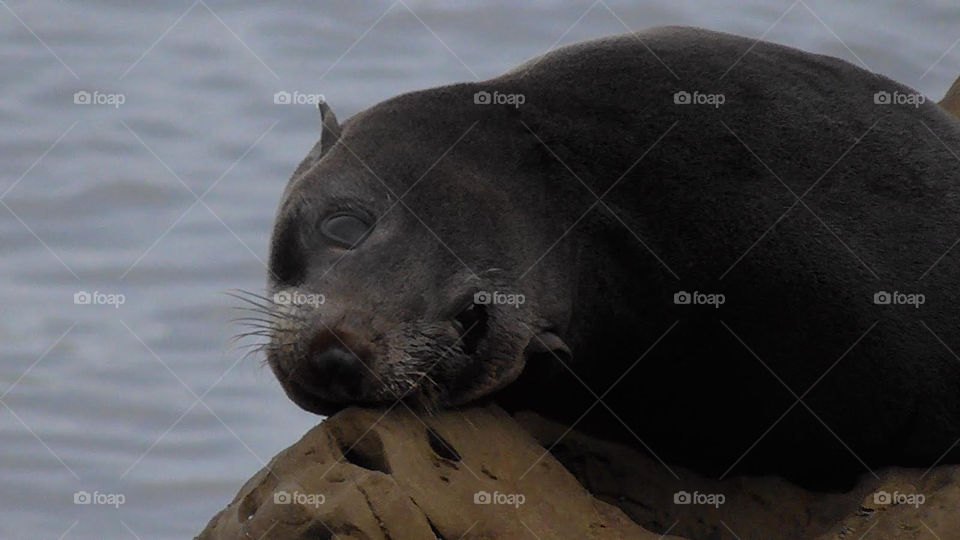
[303,326,374,403]
[309,345,364,401]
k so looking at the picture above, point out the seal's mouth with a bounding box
[272,359,394,416]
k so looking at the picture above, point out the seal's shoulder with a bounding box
[499,26,745,76]
[496,25,859,85]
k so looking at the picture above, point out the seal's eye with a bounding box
[320,214,371,248]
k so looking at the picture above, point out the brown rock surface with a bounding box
[197,405,960,540]
[518,412,960,540]
[195,405,674,540]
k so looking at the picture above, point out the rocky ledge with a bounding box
[196,405,960,540]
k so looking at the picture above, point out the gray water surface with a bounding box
[2,1,958,538]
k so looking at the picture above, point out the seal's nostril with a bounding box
[311,347,364,398]
[312,347,353,371]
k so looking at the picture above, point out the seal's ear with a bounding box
[941,75,960,120]
[318,101,341,155]
[525,331,572,363]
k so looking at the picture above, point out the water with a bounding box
[1,1,957,538]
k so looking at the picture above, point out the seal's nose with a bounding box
[310,345,365,400]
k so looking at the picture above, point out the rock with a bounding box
[195,405,674,540]
[197,405,960,540]
[516,411,960,540]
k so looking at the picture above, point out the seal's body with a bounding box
[263,27,960,486]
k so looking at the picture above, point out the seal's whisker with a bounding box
[225,290,274,306]
[231,338,271,348]
[225,291,279,313]
[260,339,301,355]
[232,324,275,333]
[238,345,274,365]
[232,344,270,359]
[230,306,282,319]
[226,288,278,304]
[231,321,275,331]
[405,370,438,392]
[236,324,274,337]
[233,341,269,350]
[231,329,273,339]
[420,373,439,390]
[232,329,273,336]
[230,316,279,325]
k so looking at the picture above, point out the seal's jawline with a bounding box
[282,374,399,416]
[269,360,341,416]
[272,344,527,414]
[270,348,449,415]
[445,351,528,407]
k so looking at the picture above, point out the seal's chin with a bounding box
[271,353,453,416]
[270,361,338,415]
[273,352,524,416]
[269,360,384,416]
[282,378,348,416]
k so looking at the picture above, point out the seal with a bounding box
[254,26,960,487]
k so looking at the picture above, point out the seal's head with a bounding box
[259,96,572,416]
